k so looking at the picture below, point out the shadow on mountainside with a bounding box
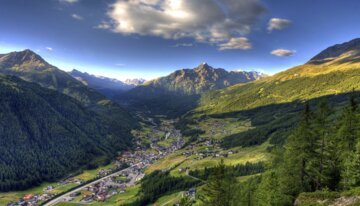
[179,91,360,149]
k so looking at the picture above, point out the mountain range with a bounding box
[68,69,145,98]
[118,63,266,116]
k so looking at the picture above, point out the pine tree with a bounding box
[338,93,359,152]
[256,171,292,206]
[338,93,360,189]
[199,159,237,206]
[280,103,316,197]
[310,99,336,190]
[348,142,360,187]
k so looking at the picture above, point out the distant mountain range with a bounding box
[124,78,146,86]
[119,63,266,116]
[68,69,145,98]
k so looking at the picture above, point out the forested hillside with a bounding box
[0,75,131,191]
[0,49,137,133]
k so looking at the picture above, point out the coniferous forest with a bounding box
[187,93,360,206]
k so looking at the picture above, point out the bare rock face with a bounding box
[141,63,267,95]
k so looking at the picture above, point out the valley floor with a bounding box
[2,115,270,206]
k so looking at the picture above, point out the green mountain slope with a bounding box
[0,74,130,191]
[184,38,360,148]
[0,49,137,133]
[196,39,360,115]
[119,63,265,117]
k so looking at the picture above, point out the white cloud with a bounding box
[45,47,53,52]
[271,49,295,57]
[71,14,83,20]
[105,0,265,50]
[218,37,252,51]
[94,21,112,30]
[59,0,79,4]
[173,43,193,47]
[267,18,291,32]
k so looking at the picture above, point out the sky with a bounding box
[0,0,360,80]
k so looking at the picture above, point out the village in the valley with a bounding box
[7,118,187,206]
[7,116,241,206]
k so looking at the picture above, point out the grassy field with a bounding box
[296,187,360,206]
[146,151,187,174]
[170,143,269,177]
[57,185,140,206]
[192,116,253,140]
[146,141,270,178]
[153,191,183,206]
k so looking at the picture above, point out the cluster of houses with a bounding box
[7,193,55,206]
[7,119,187,206]
[96,169,113,178]
[182,139,237,161]
[59,178,83,186]
[78,175,130,203]
[63,165,146,204]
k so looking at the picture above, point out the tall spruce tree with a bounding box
[256,171,291,206]
[199,159,237,206]
[310,99,338,190]
[280,103,316,197]
[338,93,360,189]
[348,142,360,186]
[338,93,359,152]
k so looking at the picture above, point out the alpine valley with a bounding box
[1,1,360,205]
[1,37,360,206]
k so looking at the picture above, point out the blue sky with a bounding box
[0,0,359,80]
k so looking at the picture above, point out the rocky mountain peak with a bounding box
[0,49,48,69]
[195,62,213,72]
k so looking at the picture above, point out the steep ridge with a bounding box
[196,38,360,115]
[0,49,136,132]
[0,74,130,191]
[308,38,360,64]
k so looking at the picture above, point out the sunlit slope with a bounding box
[196,50,360,115]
